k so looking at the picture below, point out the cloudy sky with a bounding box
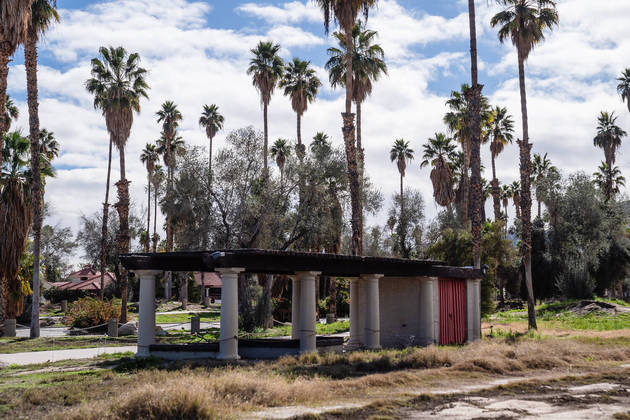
[5,0,630,260]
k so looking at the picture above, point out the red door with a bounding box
[439,278,467,345]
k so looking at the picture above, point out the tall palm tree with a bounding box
[247,41,283,174]
[311,132,332,158]
[531,152,556,218]
[487,106,514,222]
[314,0,378,256]
[617,69,630,114]
[390,138,413,257]
[466,0,484,270]
[420,132,457,207]
[140,143,158,252]
[594,162,625,202]
[85,46,149,321]
[593,111,626,168]
[39,128,59,162]
[25,0,58,339]
[0,0,32,170]
[279,58,321,160]
[156,101,182,254]
[509,180,521,220]
[270,138,291,185]
[500,183,512,221]
[151,164,165,252]
[491,0,558,331]
[326,20,387,174]
[3,95,19,131]
[198,104,224,184]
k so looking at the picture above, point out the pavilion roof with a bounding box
[121,249,482,279]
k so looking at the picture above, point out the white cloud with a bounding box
[237,1,321,24]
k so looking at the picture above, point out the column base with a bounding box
[217,353,241,361]
[136,346,151,358]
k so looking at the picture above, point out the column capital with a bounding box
[360,273,384,281]
[295,271,321,278]
[134,270,162,278]
[216,267,245,275]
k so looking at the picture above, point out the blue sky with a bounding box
[5,0,630,263]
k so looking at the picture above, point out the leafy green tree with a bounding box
[386,188,424,259]
[279,58,320,158]
[85,46,149,320]
[247,41,283,174]
[199,104,224,184]
[491,0,559,330]
[40,223,76,283]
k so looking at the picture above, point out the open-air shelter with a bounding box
[121,249,483,360]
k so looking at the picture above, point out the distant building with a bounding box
[44,265,116,292]
[193,272,222,302]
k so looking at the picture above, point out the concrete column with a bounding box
[136,270,161,357]
[191,316,200,335]
[297,271,320,354]
[107,318,118,337]
[4,319,16,337]
[363,274,383,350]
[217,267,244,360]
[290,275,301,340]
[348,278,361,347]
[467,278,482,342]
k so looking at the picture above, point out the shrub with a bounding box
[64,297,121,329]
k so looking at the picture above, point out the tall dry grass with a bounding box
[62,337,630,420]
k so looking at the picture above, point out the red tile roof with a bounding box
[193,272,222,288]
[53,272,116,291]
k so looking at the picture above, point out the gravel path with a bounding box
[0,345,137,366]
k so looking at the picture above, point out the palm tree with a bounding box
[0,0,32,170]
[198,104,224,184]
[326,20,387,173]
[25,0,58,339]
[500,183,512,221]
[140,143,158,252]
[420,132,457,207]
[151,164,165,252]
[311,132,332,158]
[280,58,321,160]
[487,106,514,222]
[390,138,413,257]
[491,0,559,331]
[270,138,291,185]
[617,69,630,114]
[156,101,182,254]
[85,46,149,322]
[509,180,521,220]
[3,95,19,131]
[594,162,625,202]
[593,111,626,168]
[247,41,283,174]
[314,0,378,256]
[39,129,59,162]
[531,152,556,218]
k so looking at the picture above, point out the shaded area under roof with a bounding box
[121,249,482,279]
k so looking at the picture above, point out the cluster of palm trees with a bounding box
[0,0,59,338]
[590,69,630,202]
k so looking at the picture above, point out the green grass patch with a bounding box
[155,311,220,324]
[0,336,137,354]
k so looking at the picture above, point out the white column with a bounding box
[297,271,320,354]
[348,278,361,347]
[216,267,244,360]
[363,274,383,350]
[136,270,161,357]
[291,275,301,340]
[467,278,481,342]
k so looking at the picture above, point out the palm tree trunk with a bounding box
[208,135,213,186]
[517,45,537,330]
[145,173,151,252]
[468,0,483,271]
[152,183,158,253]
[297,112,301,148]
[537,198,541,219]
[491,153,501,222]
[26,28,41,338]
[116,148,130,324]
[343,23,362,256]
[0,46,9,170]
[357,101,364,231]
[399,173,405,257]
[263,102,269,174]
[100,137,113,299]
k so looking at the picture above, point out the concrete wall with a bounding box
[379,276,438,348]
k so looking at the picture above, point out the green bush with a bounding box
[43,287,88,304]
[64,297,121,329]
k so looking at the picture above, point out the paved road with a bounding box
[0,345,137,366]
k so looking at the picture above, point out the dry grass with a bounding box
[22,336,630,419]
